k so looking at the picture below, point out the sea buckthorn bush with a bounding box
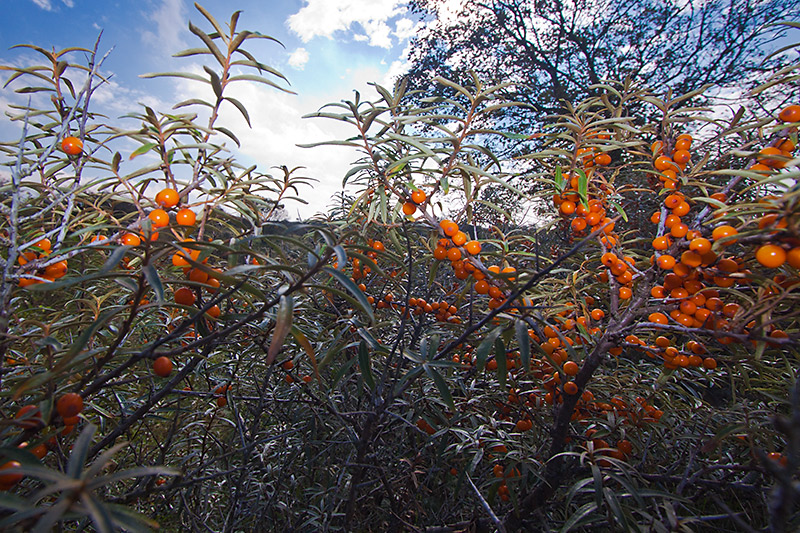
[0,5,798,532]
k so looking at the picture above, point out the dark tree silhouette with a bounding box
[406,0,799,143]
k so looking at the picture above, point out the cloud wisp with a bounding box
[287,0,411,49]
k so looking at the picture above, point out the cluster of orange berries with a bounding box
[1,393,85,490]
[402,188,427,216]
[627,330,717,371]
[433,219,482,270]
[644,190,797,350]
[407,297,462,323]
[280,359,313,384]
[16,237,68,287]
[750,104,799,173]
[492,463,521,502]
[580,395,663,430]
[575,131,613,168]
[553,183,616,240]
[750,198,800,271]
[213,384,231,407]
[151,187,196,235]
[583,428,634,466]
[652,133,694,190]
[154,269,222,377]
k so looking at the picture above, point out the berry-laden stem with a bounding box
[505,274,649,528]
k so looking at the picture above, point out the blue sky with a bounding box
[0,0,423,218]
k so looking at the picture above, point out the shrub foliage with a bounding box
[0,4,798,532]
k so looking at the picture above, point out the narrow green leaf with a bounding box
[224,96,251,127]
[475,326,503,371]
[142,264,164,302]
[608,199,628,222]
[424,364,455,411]
[66,424,97,479]
[193,3,228,42]
[129,142,156,160]
[560,502,599,532]
[139,71,210,84]
[554,165,564,192]
[515,319,531,376]
[204,65,222,99]
[267,294,294,365]
[495,337,507,388]
[577,169,589,209]
[358,340,375,390]
[214,126,240,146]
[189,21,226,66]
[324,267,375,324]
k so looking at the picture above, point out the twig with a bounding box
[466,472,506,533]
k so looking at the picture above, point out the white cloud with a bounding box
[167,64,395,219]
[30,0,53,9]
[288,48,310,70]
[141,0,188,54]
[287,0,407,49]
[393,17,419,41]
[30,0,74,10]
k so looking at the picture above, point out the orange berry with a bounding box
[446,247,462,262]
[689,237,711,254]
[205,305,221,319]
[155,188,180,208]
[563,381,578,395]
[149,209,170,228]
[672,149,690,164]
[15,405,44,429]
[779,105,800,122]
[711,225,737,244]
[571,217,587,232]
[601,252,618,267]
[657,255,676,270]
[756,244,786,268]
[465,240,481,255]
[121,233,141,247]
[675,138,692,151]
[758,146,786,168]
[787,247,800,268]
[176,208,196,226]
[672,201,690,217]
[563,361,579,376]
[670,223,688,238]
[44,260,68,279]
[560,201,576,215]
[618,287,632,299]
[452,231,468,246]
[56,392,83,418]
[649,312,668,325]
[0,461,23,489]
[474,280,490,294]
[652,236,671,251]
[654,155,675,171]
[153,356,173,377]
[680,250,702,268]
[61,135,83,156]
[411,189,426,204]
[594,152,612,166]
[440,220,459,237]
[174,287,195,306]
[402,202,416,215]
